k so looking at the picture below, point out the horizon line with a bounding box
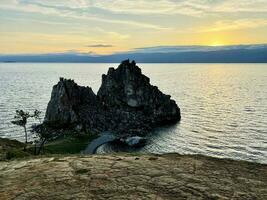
[1,43,267,56]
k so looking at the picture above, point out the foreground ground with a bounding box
[0,154,266,200]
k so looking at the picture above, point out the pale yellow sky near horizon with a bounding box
[1,0,267,54]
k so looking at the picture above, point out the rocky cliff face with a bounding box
[44,60,180,135]
[97,60,180,135]
[98,60,180,124]
[45,78,98,128]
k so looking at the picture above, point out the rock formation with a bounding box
[45,78,98,127]
[44,60,181,136]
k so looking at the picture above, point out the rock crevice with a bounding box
[44,60,181,135]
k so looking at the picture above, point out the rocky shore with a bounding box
[0,153,266,200]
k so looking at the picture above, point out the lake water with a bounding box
[0,63,267,163]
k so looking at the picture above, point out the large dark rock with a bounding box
[97,60,180,134]
[44,78,98,127]
[44,60,180,136]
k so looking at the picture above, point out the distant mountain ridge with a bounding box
[1,44,267,63]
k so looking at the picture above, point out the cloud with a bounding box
[198,19,267,32]
[27,0,267,16]
[212,0,267,13]
[0,0,170,30]
[1,0,267,18]
[1,0,267,34]
[86,44,114,48]
[1,16,71,26]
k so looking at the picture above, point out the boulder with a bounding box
[124,136,146,147]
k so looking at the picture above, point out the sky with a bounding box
[1,0,267,55]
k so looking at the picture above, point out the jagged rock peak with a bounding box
[97,60,150,108]
[108,59,140,74]
[98,60,181,125]
[44,78,97,126]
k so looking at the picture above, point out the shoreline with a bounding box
[82,132,116,154]
[1,136,266,165]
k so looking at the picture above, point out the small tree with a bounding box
[32,109,42,123]
[11,110,31,143]
[31,124,52,155]
[11,109,42,144]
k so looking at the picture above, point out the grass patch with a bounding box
[44,133,97,154]
[5,149,31,160]
[0,138,31,161]
[1,132,98,160]
[0,138,25,149]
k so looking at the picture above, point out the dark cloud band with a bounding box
[87,44,114,48]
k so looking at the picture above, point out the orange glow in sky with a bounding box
[0,0,267,54]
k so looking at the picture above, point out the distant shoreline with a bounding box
[1,44,267,63]
[1,61,267,63]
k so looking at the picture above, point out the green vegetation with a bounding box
[43,133,97,154]
[5,149,31,160]
[11,109,42,144]
[8,107,98,157]
[0,138,29,160]
[0,132,97,161]
[11,110,31,144]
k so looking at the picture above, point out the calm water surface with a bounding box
[0,63,266,163]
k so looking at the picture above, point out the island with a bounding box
[44,59,181,137]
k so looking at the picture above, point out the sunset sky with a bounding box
[1,0,267,55]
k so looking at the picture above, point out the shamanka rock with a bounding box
[44,60,181,136]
